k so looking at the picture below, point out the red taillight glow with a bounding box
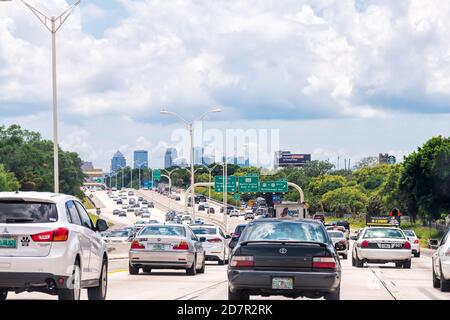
[414,239,420,244]
[131,240,145,249]
[313,257,337,269]
[207,238,223,243]
[230,256,254,267]
[403,241,411,250]
[31,228,69,242]
[361,240,369,248]
[173,241,189,250]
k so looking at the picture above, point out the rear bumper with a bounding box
[228,269,340,297]
[129,250,194,269]
[0,272,70,291]
[358,249,411,262]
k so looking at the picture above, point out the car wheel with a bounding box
[433,265,441,288]
[440,266,450,292]
[395,262,403,268]
[129,263,140,275]
[342,254,348,260]
[87,259,108,300]
[186,256,197,276]
[142,267,152,273]
[351,255,356,267]
[59,260,81,300]
[355,255,364,268]
[228,288,249,300]
[324,287,340,300]
[218,258,225,265]
[197,256,206,274]
[0,290,7,301]
[403,260,411,269]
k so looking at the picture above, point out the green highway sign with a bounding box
[153,169,161,181]
[260,181,288,193]
[214,176,237,193]
[233,193,241,201]
[238,176,259,193]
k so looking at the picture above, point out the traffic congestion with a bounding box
[0,187,449,300]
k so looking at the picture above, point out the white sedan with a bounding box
[432,228,450,292]
[351,227,412,268]
[190,224,231,265]
[403,229,421,257]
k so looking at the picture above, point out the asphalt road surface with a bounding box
[7,190,450,300]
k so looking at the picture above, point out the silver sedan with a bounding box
[129,224,206,276]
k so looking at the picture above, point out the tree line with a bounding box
[0,125,85,197]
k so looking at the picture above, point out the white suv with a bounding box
[0,192,109,300]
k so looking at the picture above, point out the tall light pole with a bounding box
[1,0,81,193]
[160,108,222,219]
[162,168,179,194]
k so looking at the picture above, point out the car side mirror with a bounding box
[350,236,357,241]
[199,237,207,242]
[226,235,232,239]
[96,219,109,232]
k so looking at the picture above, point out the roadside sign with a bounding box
[233,193,241,201]
[387,156,397,165]
[153,169,161,181]
[260,181,288,193]
[143,180,153,189]
[238,176,259,193]
[214,176,237,193]
[273,194,282,205]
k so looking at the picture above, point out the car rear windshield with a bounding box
[363,228,405,239]
[235,225,246,234]
[106,230,130,237]
[403,230,416,237]
[0,200,58,224]
[240,221,327,243]
[192,227,216,235]
[328,231,345,238]
[140,226,186,237]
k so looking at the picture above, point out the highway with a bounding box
[7,190,450,300]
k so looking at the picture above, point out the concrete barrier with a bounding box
[107,242,130,260]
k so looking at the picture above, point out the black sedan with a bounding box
[227,219,341,300]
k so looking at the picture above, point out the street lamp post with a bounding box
[160,108,222,220]
[1,0,81,193]
[135,161,148,190]
[162,168,179,194]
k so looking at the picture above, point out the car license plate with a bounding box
[379,243,392,249]
[151,244,166,251]
[0,236,17,249]
[272,278,293,290]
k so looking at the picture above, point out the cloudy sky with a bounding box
[1,0,450,170]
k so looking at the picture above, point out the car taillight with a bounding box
[403,241,411,250]
[230,256,254,267]
[31,228,69,242]
[414,239,420,244]
[361,240,369,248]
[173,241,189,250]
[207,238,222,243]
[131,240,145,249]
[313,257,337,269]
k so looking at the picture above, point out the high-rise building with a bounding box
[164,148,178,169]
[193,147,204,165]
[111,151,126,172]
[134,150,148,169]
[173,158,189,168]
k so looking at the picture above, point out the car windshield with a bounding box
[328,231,345,238]
[363,228,405,239]
[140,226,186,237]
[235,225,246,234]
[191,227,216,235]
[403,230,416,237]
[106,230,129,237]
[0,201,58,224]
[240,221,327,243]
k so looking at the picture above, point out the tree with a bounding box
[0,164,20,191]
[320,187,368,215]
[0,125,85,196]
[354,156,379,169]
[399,136,450,221]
